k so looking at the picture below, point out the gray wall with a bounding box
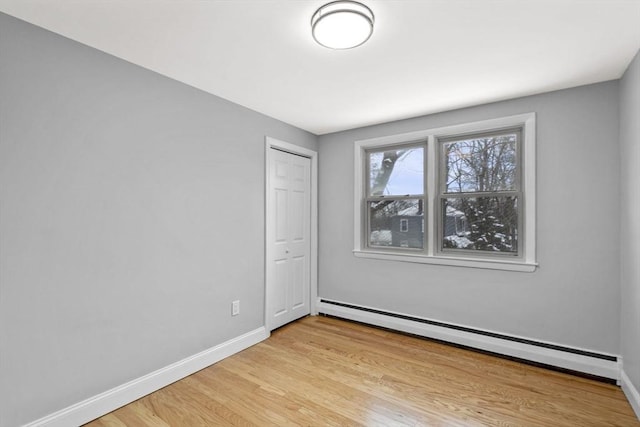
[318,81,621,354]
[0,13,316,427]
[620,50,640,394]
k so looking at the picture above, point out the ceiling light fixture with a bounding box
[311,1,374,49]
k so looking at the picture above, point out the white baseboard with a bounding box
[24,327,269,427]
[621,370,640,420]
[317,299,619,380]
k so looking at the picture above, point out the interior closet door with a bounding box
[266,148,311,330]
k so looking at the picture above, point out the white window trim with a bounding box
[353,113,537,272]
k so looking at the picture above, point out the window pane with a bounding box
[444,133,517,193]
[369,199,424,248]
[368,147,424,196]
[442,196,518,254]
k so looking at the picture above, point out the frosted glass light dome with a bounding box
[311,1,374,49]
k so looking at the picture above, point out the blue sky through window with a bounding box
[369,147,423,196]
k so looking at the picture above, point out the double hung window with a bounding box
[354,114,536,272]
[438,128,521,257]
[366,144,425,249]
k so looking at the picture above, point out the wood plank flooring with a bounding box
[85,316,639,426]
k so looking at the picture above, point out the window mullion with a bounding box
[426,135,437,257]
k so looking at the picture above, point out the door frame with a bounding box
[265,136,318,332]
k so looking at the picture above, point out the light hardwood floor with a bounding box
[86,316,639,426]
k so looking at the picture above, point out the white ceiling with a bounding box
[1,0,639,135]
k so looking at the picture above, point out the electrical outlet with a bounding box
[232,300,240,316]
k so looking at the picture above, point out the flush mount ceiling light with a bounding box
[311,1,374,49]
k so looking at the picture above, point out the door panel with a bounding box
[291,256,305,309]
[275,189,288,242]
[267,148,311,330]
[291,190,305,240]
[273,259,288,316]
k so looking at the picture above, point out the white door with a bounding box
[267,148,311,331]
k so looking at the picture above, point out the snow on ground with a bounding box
[444,234,473,249]
[370,230,392,246]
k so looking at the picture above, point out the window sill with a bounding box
[353,250,537,272]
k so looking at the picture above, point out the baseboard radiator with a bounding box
[316,299,620,383]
